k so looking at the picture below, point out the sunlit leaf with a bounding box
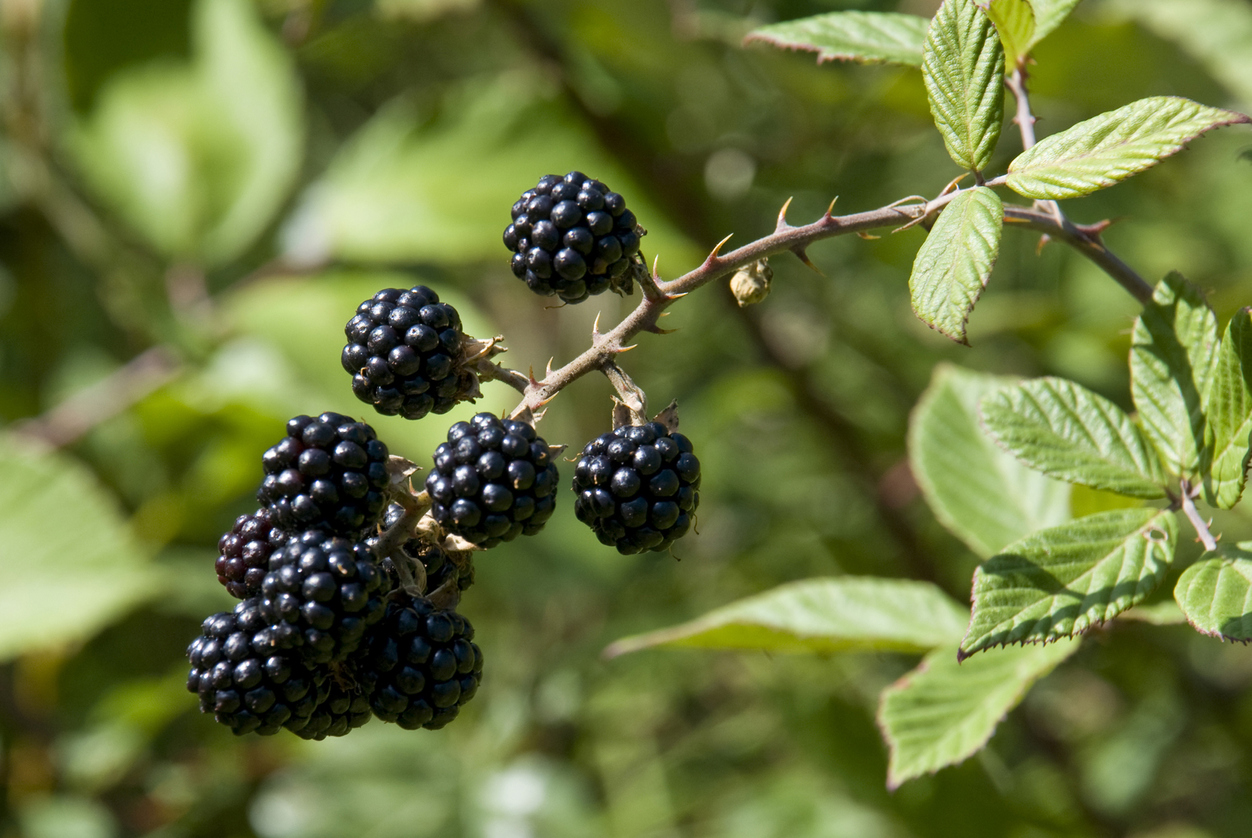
[980,377,1169,498]
[744,11,930,67]
[1130,272,1219,479]
[909,364,1071,559]
[602,577,969,658]
[1006,97,1250,200]
[1202,309,1252,508]
[1174,544,1252,640]
[980,0,1035,67]
[909,187,1003,345]
[961,509,1177,657]
[878,639,1078,789]
[922,0,1005,171]
[1027,0,1082,49]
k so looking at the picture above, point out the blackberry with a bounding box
[572,422,700,554]
[215,508,287,599]
[292,663,373,740]
[342,286,479,420]
[364,593,483,730]
[367,503,475,594]
[260,529,389,665]
[186,598,325,736]
[504,171,642,303]
[425,413,560,548]
[257,413,390,536]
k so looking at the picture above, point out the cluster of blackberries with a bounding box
[189,412,484,739]
[504,171,643,304]
[342,285,480,421]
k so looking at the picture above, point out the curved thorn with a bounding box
[706,234,734,265]
[652,253,662,280]
[645,324,678,335]
[592,311,603,341]
[792,246,823,275]
[775,197,795,232]
[616,344,638,353]
[821,197,839,220]
[857,231,881,240]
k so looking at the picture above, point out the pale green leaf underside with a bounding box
[909,364,1071,559]
[922,0,1005,171]
[744,11,930,67]
[910,187,1003,345]
[980,376,1169,498]
[603,577,969,658]
[1130,272,1219,478]
[0,435,159,661]
[961,508,1177,657]
[878,639,1078,788]
[982,0,1035,67]
[1006,96,1250,200]
[1027,0,1083,50]
[1175,544,1252,640]
[1203,309,1252,508]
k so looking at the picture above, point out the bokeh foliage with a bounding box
[1,0,1252,835]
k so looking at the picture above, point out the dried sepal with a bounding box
[729,258,773,307]
[653,400,680,433]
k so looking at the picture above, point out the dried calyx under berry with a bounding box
[257,413,390,536]
[342,285,480,420]
[426,413,560,548]
[572,421,701,554]
[367,503,475,595]
[504,171,643,304]
[215,508,286,600]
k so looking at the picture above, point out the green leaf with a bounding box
[1027,0,1082,49]
[70,0,303,265]
[0,435,159,661]
[743,11,930,67]
[1130,272,1219,478]
[921,0,1005,172]
[1202,309,1252,508]
[909,364,1071,559]
[1174,544,1252,640]
[1006,97,1250,200]
[961,509,1177,657]
[980,0,1035,67]
[878,639,1078,789]
[602,577,969,658]
[980,377,1170,498]
[909,187,1003,345]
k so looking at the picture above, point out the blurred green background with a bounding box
[2,0,1252,835]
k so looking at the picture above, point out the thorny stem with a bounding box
[1180,480,1219,552]
[1006,66,1039,150]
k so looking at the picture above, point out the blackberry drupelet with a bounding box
[215,508,287,599]
[342,285,479,420]
[293,662,374,740]
[364,592,483,730]
[504,171,642,304]
[257,413,389,536]
[260,529,389,665]
[572,422,701,554]
[186,598,326,736]
[367,503,475,594]
[425,413,560,548]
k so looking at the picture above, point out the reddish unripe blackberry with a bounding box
[364,592,483,730]
[342,285,479,420]
[425,413,560,548]
[572,422,700,554]
[257,413,389,536]
[367,503,475,594]
[260,529,389,665]
[504,171,642,303]
[215,508,287,599]
[186,598,326,736]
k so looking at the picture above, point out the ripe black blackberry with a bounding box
[367,503,475,594]
[186,598,326,736]
[260,529,389,665]
[364,592,483,730]
[425,413,560,548]
[257,413,389,536]
[215,508,287,599]
[293,662,374,740]
[572,422,700,554]
[342,285,479,420]
[504,171,642,303]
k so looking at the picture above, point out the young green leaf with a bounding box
[961,508,1177,657]
[1202,309,1252,508]
[1174,544,1252,641]
[1006,97,1251,200]
[602,577,969,658]
[1130,272,1219,478]
[1027,0,1083,49]
[744,12,931,67]
[980,0,1035,68]
[922,0,1006,172]
[909,186,1003,345]
[878,639,1078,789]
[980,377,1170,498]
[909,364,1071,559]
